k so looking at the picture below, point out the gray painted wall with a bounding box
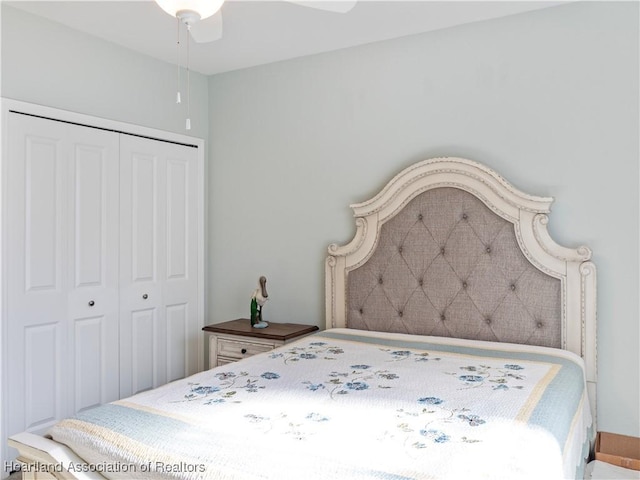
[208,2,639,437]
[1,5,209,140]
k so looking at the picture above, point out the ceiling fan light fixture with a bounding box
[155,0,225,22]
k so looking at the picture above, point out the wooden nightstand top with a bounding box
[203,319,319,341]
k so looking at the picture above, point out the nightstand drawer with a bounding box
[204,319,319,369]
[217,338,274,360]
[216,356,237,367]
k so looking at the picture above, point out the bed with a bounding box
[9,157,597,480]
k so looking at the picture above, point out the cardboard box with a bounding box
[595,432,640,471]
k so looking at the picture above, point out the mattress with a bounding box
[48,328,593,479]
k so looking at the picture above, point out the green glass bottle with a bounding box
[250,297,258,326]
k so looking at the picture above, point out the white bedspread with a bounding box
[49,329,593,480]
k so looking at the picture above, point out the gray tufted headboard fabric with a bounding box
[325,157,597,421]
[346,187,562,348]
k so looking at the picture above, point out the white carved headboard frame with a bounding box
[325,157,597,420]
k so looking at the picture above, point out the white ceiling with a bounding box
[8,0,567,75]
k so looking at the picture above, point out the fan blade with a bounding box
[286,0,357,14]
[189,13,223,43]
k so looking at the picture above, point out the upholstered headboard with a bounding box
[325,157,596,417]
[346,186,563,347]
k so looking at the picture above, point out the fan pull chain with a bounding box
[185,24,191,130]
[176,17,181,104]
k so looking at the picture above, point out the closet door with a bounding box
[6,113,119,441]
[66,123,120,411]
[119,135,199,397]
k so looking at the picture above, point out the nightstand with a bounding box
[203,318,319,368]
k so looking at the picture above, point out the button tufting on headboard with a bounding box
[346,187,562,348]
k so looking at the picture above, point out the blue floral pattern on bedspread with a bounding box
[48,329,591,480]
[176,370,282,405]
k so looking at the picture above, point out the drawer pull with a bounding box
[88,300,95,307]
[241,348,247,354]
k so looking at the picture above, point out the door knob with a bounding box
[88,300,95,307]
[142,294,148,299]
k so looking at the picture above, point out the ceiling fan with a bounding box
[155,0,356,130]
[154,0,358,43]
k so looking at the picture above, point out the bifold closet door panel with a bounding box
[6,113,120,440]
[119,135,199,398]
[66,123,120,412]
